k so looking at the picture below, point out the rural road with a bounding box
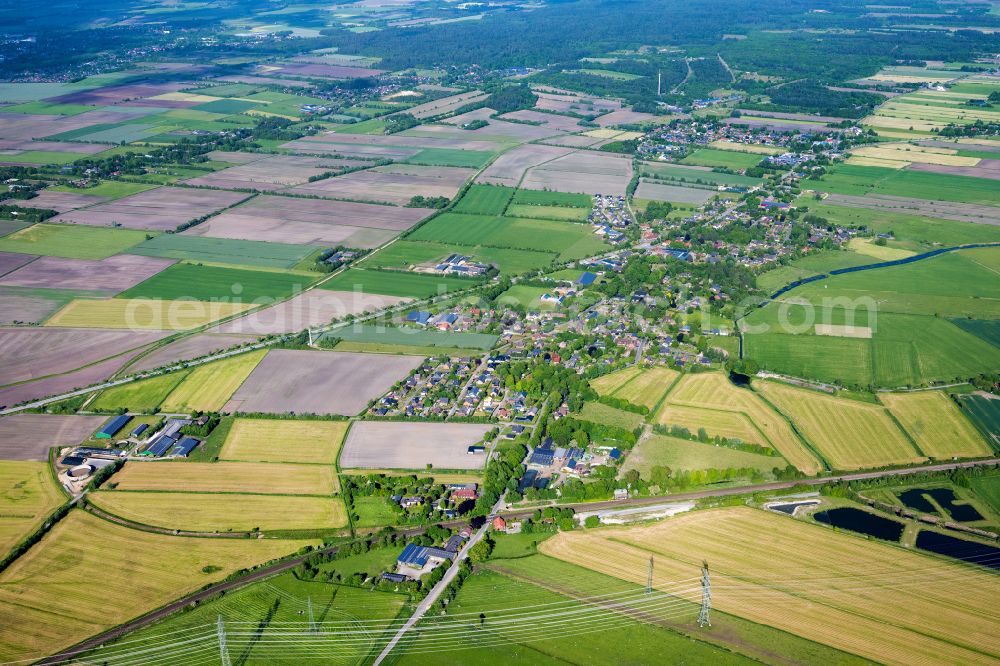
[34,459,1000,664]
[372,492,508,665]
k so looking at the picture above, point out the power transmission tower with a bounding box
[217,615,232,666]
[308,597,317,633]
[307,327,314,346]
[646,556,653,595]
[698,561,711,628]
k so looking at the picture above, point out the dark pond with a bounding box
[814,507,904,542]
[769,501,819,515]
[916,531,1000,571]
[897,487,984,522]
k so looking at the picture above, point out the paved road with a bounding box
[35,457,999,664]
[372,492,507,665]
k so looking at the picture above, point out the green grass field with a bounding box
[958,395,1000,448]
[577,401,645,429]
[161,350,266,412]
[50,181,157,200]
[451,185,515,215]
[755,250,874,293]
[504,203,589,221]
[79,572,407,666]
[640,161,763,188]
[191,98,262,114]
[816,164,1000,205]
[363,240,556,275]
[511,189,592,208]
[680,148,762,170]
[623,433,780,477]
[970,475,1000,514]
[352,496,401,527]
[0,224,148,259]
[129,234,314,269]
[799,201,1000,250]
[89,370,190,412]
[405,148,495,168]
[321,268,480,298]
[498,284,561,310]
[408,212,606,258]
[119,263,314,302]
[324,324,498,350]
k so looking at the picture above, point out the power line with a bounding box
[698,560,711,628]
[216,616,231,666]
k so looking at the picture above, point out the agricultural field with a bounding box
[0,509,312,663]
[0,255,175,296]
[0,224,148,260]
[590,366,643,395]
[326,324,498,350]
[658,372,821,474]
[406,147,495,168]
[160,349,266,412]
[605,366,678,410]
[878,391,992,459]
[129,234,315,270]
[321,268,480,298]
[957,394,1000,449]
[109,461,337,495]
[88,370,190,412]
[680,148,762,170]
[224,350,423,415]
[291,164,474,206]
[52,187,250,232]
[340,421,493,470]
[363,240,557,275]
[44,298,256,330]
[520,150,633,196]
[577,401,646,430]
[220,418,349,464]
[814,164,1000,206]
[634,181,716,205]
[0,461,64,557]
[119,263,314,302]
[756,381,923,470]
[215,290,406,336]
[624,434,782,481]
[541,507,1000,666]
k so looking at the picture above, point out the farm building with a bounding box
[169,437,200,457]
[95,415,132,439]
[577,271,597,286]
[529,446,555,466]
[451,486,478,501]
[396,543,454,578]
[381,572,408,583]
[130,423,149,439]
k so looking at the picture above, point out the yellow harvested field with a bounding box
[150,92,221,103]
[0,461,63,556]
[708,140,782,154]
[848,238,915,261]
[851,145,979,167]
[661,372,821,473]
[862,115,940,132]
[613,366,679,409]
[656,404,763,445]
[866,73,958,83]
[221,418,348,464]
[161,349,265,411]
[540,507,1000,666]
[590,366,643,395]
[0,509,312,663]
[879,391,992,459]
[814,323,873,339]
[90,491,348,532]
[756,381,923,470]
[110,460,337,495]
[845,156,909,168]
[582,128,627,139]
[45,299,256,330]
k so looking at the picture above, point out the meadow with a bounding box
[879,391,992,459]
[640,161,763,188]
[816,164,1000,206]
[451,184,515,215]
[589,366,643,395]
[0,509,312,663]
[119,263,314,302]
[541,507,1000,666]
[957,394,1000,448]
[0,224,147,260]
[504,203,589,221]
[321,268,481,298]
[623,433,780,478]
[352,495,402,527]
[160,349,266,412]
[90,492,348,532]
[577,401,645,430]
[220,418,349,464]
[89,370,190,412]
[0,461,63,557]
[756,381,922,470]
[79,572,407,666]
[363,239,556,275]
[408,212,606,258]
